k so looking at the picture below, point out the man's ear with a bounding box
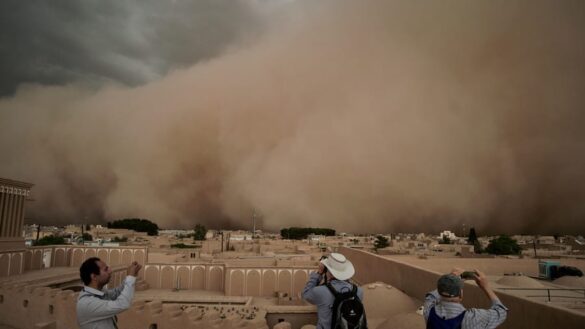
[90,272,98,282]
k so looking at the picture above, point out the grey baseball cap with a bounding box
[437,274,464,297]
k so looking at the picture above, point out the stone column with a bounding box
[16,195,25,238]
[2,192,12,237]
[7,193,15,237]
[12,195,22,237]
[0,191,5,236]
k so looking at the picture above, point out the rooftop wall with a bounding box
[224,267,311,297]
[0,280,269,329]
[340,247,585,329]
[0,246,147,278]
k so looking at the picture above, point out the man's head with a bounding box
[80,257,112,288]
[437,274,464,301]
[320,253,355,281]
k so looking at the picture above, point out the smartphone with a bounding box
[461,271,477,280]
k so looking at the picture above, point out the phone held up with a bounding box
[460,271,477,280]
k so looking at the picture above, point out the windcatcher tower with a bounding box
[0,177,33,250]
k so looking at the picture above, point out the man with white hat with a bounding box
[302,252,365,329]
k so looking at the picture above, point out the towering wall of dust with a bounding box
[1,0,584,234]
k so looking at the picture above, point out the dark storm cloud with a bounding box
[0,0,263,96]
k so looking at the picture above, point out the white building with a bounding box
[439,230,457,240]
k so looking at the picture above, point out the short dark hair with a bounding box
[80,257,101,285]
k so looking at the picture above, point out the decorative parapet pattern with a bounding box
[0,185,31,196]
[225,267,312,298]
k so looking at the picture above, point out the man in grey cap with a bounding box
[424,268,508,329]
[302,253,365,329]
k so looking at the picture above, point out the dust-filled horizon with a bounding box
[1,0,584,235]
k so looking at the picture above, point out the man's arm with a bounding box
[470,269,508,328]
[302,263,326,304]
[473,270,499,303]
[77,276,136,324]
[103,262,141,300]
[423,289,440,321]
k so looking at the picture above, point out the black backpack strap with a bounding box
[326,282,340,298]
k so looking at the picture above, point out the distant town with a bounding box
[24,221,585,260]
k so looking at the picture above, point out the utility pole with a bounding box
[533,235,538,258]
[220,231,224,252]
[252,209,256,239]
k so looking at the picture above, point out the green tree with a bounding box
[467,227,483,253]
[473,240,483,254]
[280,227,336,240]
[373,235,389,251]
[171,243,200,249]
[34,235,67,246]
[193,224,207,241]
[485,235,521,255]
[112,236,128,242]
[82,233,93,241]
[467,228,478,245]
[108,218,159,236]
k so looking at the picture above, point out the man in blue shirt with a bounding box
[76,257,142,329]
[424,268,508,329]
[302,253,364,329]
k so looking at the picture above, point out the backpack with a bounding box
[326,282,368,329]
[426,307,465,329]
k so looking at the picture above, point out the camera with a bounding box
[319,255,328,274]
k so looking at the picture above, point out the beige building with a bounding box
[0,177,33,251]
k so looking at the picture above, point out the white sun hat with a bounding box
[320,253,355,281]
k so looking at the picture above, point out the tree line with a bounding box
[280,227,336,240]
[107,218,159,236]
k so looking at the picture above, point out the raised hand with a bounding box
[127,261,142,277]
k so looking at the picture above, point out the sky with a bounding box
[1,0,584,235]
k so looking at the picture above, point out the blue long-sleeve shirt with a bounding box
[302,272,364,329]
[77,276,136,329]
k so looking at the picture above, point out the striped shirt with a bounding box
[302,272,364,329]
[424,290,508,329]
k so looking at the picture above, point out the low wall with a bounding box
[0,246,148,278]
[0,249,25,277]
[340,247,585,329]
[141,264,314,297]
[143,263,225,291]
[0,281,269,329]
[224,267,312,297]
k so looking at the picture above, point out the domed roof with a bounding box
[361,282,418,319]
[553,276,585,288]
[496,275,545,288]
